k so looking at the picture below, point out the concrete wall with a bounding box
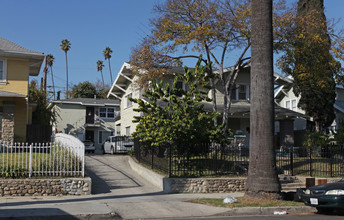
[128,156,246,193]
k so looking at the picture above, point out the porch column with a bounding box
[2,101,16,143]
[279,119,294,150]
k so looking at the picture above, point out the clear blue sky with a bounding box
[0,0,343,96]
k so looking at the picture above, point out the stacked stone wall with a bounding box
[0,178,91,196]
[168,178,246,193]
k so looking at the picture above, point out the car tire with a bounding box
[316,207,332,214]
[110,146,114,155]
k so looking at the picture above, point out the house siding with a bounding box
[53,103,117,150]
[0,59,30,96]
[119,79,140,135]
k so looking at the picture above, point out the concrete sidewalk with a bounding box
[0,192,316,219]
[0,155,316,219]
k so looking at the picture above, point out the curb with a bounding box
[216,206,316,216]
[0,213,122,220]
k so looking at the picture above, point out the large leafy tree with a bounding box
[96,60,105,87]
[131,59,226,148]
[71,81,98,98]
[46,54,55,100]
[29,80,55,125]
[277,0,343,132]
[103,47,113,83]
[60,39,71,98]
[131,0,254,136]
[131,0,293,137]
[245,0,281,199]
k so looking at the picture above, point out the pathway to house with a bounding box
[0,155,242,219]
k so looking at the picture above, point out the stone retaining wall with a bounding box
[0,177,91,196]
[166,178,246,193]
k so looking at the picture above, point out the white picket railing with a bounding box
[0,138,85,178]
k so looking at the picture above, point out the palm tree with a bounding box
[103,47,113,83]
[96,60,105,87]
[60,39,71,98]
[46,54,56,100]
[245,0,281,199]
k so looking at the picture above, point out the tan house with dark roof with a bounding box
[0,37,44,142]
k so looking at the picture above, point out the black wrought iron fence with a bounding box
[276,144,344,177]
[134,139,249,177]
[134,138,344,178]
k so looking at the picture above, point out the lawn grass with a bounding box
[189,197,304,208]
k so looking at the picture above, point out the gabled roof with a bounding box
[51,98,120,107]
[0,37,45,76]
[107,62,134,100]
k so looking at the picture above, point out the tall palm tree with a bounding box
[245,0,281,199]
[96,60,105,87]
[46,54,56,100]
[103,47,113,83]
[60,39,71,98]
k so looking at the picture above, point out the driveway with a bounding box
[0,155,242,219]
[85,154,237,219]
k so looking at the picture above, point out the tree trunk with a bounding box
[108,59,113,83]
[101,70,105,88]
[51,67,56,100]
[65,52,69,99]
[245,0,281,199]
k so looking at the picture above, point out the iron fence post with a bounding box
[169,144,172,178]
[290,147,294,176]
[310,147,312,177]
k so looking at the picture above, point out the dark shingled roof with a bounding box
[52,98,120,106]
[0,37,44,56]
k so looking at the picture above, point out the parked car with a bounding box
[102,136,133,154]
[302,178,344,213]
[83,140,95,153]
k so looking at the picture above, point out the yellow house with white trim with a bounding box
[0,37,44,142]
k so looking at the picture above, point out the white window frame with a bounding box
[125,93,133,108]
[98,107,116,119]
[232,84,250,101]
[285,98,297,111]
[125,126,130,136]
[0,59,7,84]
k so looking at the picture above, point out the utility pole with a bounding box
[43,56,47,93]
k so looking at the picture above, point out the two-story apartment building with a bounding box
[50,98,120,151]
[275,78,344,132]
[107,62,305,150]
[0,37,45,142]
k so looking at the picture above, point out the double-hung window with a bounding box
[125,93,132,108]
[231,84,250,101]
[0,59,7,82]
